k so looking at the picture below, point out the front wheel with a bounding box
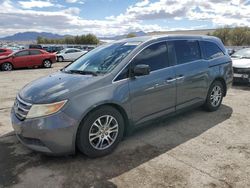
[77,106,124,157]
[1,62,13,71]
[43,60,52,68]
[204,81,224,112]
[57,56,63,62]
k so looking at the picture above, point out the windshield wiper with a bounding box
[66,70,98,76]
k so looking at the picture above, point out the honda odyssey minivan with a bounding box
[11,35,233,157]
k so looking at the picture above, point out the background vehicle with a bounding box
[231,48,250,84]
[56,48,88,62]
[46,46,64,53]
[0,48,13,57]
[226,48,235,56]
[0,49,56,71]
[11,35,232,157]
[29,44,43,49]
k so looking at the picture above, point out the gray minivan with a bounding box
[11,35,233,157]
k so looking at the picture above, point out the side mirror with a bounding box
[133,64,151,77]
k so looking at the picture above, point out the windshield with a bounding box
[231,48,250,58]
[63,42,139,75]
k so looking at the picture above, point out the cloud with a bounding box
[19,0,55,9]
[0,0,249,38]
[65,0,84,4]
[109,0,250,27]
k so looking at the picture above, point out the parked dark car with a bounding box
[0,48,13,57]
[29,44,43,49]
[11,35,233,157]
[0,49,56,71]
[46,46,64,53]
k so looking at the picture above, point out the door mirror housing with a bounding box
[133,64,151,77]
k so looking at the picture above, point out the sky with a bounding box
[0,0,250,37]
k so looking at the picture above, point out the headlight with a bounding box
[26,100,67,119]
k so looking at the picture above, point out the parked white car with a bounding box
[56,48,88,62]
[231,48,250,84]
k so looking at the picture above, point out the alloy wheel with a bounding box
[43,60,52,68]
[210,85,222,107]
[2,63,12,71]
[89,115,119,150]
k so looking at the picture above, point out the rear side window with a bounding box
[173,40,201,64]
[201,41,224,60]
[30,50,42,55]
[66,50,75,54]
[0,49,6,53]
[132,42,168,71]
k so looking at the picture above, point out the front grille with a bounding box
[233,67,250,74]
[14,96,32,120]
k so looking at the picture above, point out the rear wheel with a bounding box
[1,62,13,71]
[77,106,124,157]
[204,81,224,111]
[43,60,52,68]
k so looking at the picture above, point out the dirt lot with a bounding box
[0,63,250,188]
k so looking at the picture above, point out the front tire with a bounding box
[1,62,13,71]
[204,81,224,112]
[77,106,124,158]
[43,60,52,68]
[57,56,64,62]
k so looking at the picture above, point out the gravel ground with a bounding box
[0,63,249,188]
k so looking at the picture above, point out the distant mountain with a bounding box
[0,32,66,41]
[99,31,147,40]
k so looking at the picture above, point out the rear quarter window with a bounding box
[201,41,224,60]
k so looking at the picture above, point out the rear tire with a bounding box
[43,60,52,68]
[1,62,13,71]
[204,81,224,112]
[77,106,124,158]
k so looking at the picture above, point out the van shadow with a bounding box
[0,105,233,187]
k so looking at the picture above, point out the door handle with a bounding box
[176,75,184,80]
[166,78,176,83]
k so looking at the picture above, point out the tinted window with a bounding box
[173,40,201,64]
[30,50,41,55]
[115,65,130,81]
[15,51,29,57]
[0,49,6,53]
[201,41,224,60]
[66,49,76,54]
[132,42,168,71]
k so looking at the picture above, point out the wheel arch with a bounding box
[212,77,227,96]
[74,102,130,151]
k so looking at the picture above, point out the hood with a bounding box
[0,55,11,60]
[19,71,101,104]
[232,58,250,68]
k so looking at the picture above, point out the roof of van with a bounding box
[119,34,219,43]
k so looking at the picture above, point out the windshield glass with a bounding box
[231,48,250,58]
[63,42,139,75]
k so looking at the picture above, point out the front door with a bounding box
[129,41,176,125]
[12,50,30,68]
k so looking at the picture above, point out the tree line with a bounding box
[208,27,250,46]
[37,34,99,45]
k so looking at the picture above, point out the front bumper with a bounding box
[11,108,78,155]
[233,67,250,83]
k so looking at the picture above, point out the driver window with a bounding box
[132,42,169,71]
